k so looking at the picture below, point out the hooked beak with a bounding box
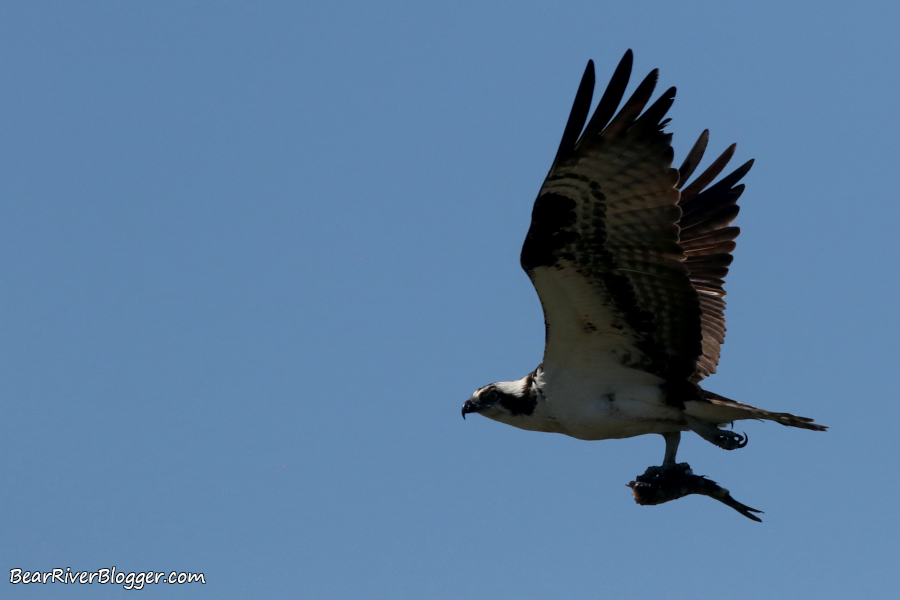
[461,398,481,420]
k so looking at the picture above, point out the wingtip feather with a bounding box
[580,50,634,143]
[550,60,596,169]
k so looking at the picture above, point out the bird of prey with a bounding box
[461,51,826,520]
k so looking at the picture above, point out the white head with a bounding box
[461,376,537,422]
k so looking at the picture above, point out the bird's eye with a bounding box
[487,390,499,401]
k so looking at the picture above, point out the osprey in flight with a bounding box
[462,51,825,520]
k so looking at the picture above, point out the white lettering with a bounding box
[8,566,205,586]
[187,572,206,584]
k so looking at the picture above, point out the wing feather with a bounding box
[679,144,737,201]
[550,61,595,170]
[678,130,710,185]
[520,52,754,399]
[678,141,753,381]
[522,53,700,396]
[579,50,633,144]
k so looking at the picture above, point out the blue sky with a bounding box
[3,1,899,598]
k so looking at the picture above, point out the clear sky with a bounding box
[3,1,899,598]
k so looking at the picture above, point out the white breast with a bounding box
[533,360,685,441]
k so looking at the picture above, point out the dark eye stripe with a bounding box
[497,391,536,416]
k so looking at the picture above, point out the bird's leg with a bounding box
[642,432,682,478]
[662,431,680,470]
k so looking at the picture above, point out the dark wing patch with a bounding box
[677,134,753,382]
[521,52,703,385]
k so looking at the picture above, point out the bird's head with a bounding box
[461,385,503,420]
[462,378,536,421]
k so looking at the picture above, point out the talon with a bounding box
[684,416,750,452]
[715,430,748,450]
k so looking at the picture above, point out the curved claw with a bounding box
[684,416,750,452]
[714,430,748,450]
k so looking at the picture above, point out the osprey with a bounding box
[462,51,826,520]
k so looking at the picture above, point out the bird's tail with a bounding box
[686,389,827,432]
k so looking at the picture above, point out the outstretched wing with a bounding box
[520,51,751,399]
[676,133,753,382]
